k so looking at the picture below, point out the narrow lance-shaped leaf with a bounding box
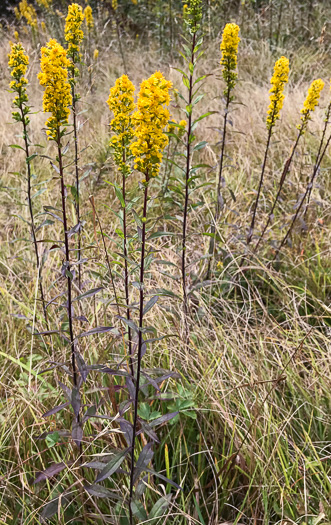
[95,448,130,483]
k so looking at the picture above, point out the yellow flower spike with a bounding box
[299,79,325,130]
[18,0,38,29]
[107,74,135,175]
[84,5,94,32]
[38,39,72,141]
[41,21,46,33]
[36,0,52,9]
[8,41,29,109]
[266,56,290,130]
[220,23,240,95]
[130,71,172,179]
[65,3,84,64]
[93,49,99,60]
[112,0,118,10]
[14,30,19,41]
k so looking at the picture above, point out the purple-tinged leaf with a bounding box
[42,402,70,418]
[98,367,130,378]
[11,313,30,321]
[74,315,88,322]
[76,352,88,382]
[68,222,82,238]
[74,287,104,302]
[33,330,60,336]
[147,412,179,428]
[141,371,160,392]
[72,421,83,447]
[125,376,136,401]
[95,448,130,483]
[145,468,182,490]
[58,381,71,401]
[77,326,115,338]
[84,460,108,469]
[84,484,122,500]
[119,419,133,446]
[138,422,159,443]
[116,316,139,333]
[32,462,68,484]
[143,296,159,315]
[133,443,154,483]
[83,405,96,422]
[71,388,81,418]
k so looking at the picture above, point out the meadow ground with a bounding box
[0,9,330,525]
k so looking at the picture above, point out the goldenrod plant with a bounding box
[65,3,85,289]
[207,22,240,277]
[274,82,331,258]
[107,74,135,374]
[177,0,208,343]
[38,39,83,451]
[247,55,289,248]
[8,41,48,326]
[128,71,175,523]
[254,77,324,252]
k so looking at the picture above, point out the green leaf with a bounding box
[9,144,25,151]
[26,153,38,163]
[193,141,208,151]
[182,75,190,89]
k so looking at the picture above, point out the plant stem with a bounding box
[206,85,231,278]
[253,129,302,253]
[246,126,273,247]
[129,177,149,524]
[19,97,48,327]
[304,103,331,219]
[114,11,127,76]
[273,132,331,260]
[89,196,121,319]
[122,169,133,376]
[71,81,82,290]
[57,129,78,391]
[182,30,196,344]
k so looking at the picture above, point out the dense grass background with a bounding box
[0,1,330,523]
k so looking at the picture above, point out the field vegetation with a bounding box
[0,1,330,524]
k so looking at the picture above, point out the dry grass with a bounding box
[0,19,330,525]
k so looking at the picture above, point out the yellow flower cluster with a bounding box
[220,23,240,93]
[168,118,187,138]
[266,56,290,130]
[184,0,202,34]
[18,0,38,29]
[107,74,135,174]
[8,42,29,108]
[38,39,72,140]
[112,0,118,10]
[36,0,52,9]
[300,79,325,123]
[130,71,172,179]
[84,6,94,32]
[94,49,99,60]
[65,3,84,64]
